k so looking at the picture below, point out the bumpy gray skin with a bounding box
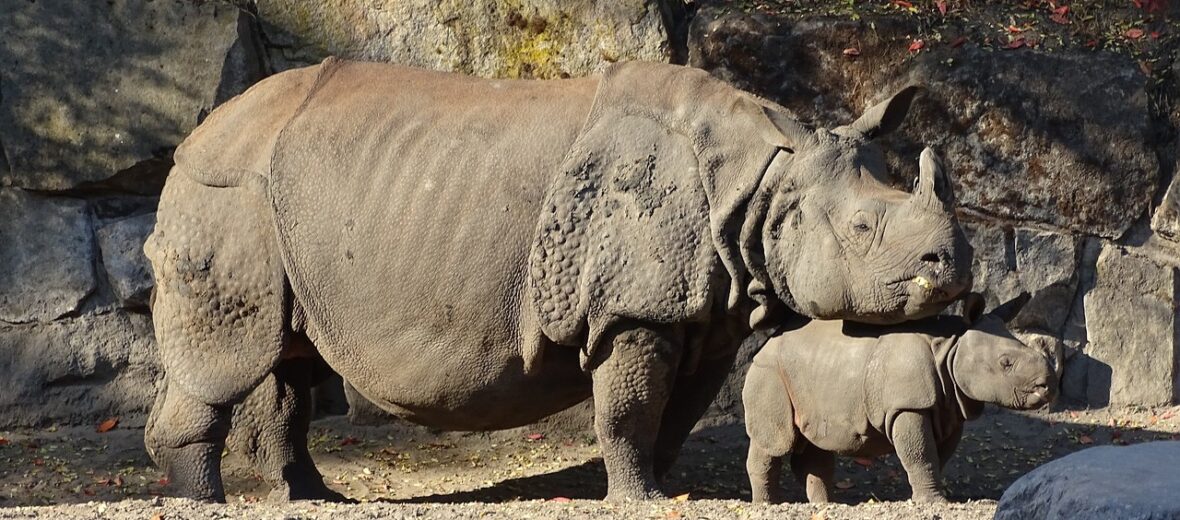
[743,293,1057,504]
[143,58,973,503]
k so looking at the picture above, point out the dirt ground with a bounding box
[1,405,1178,518]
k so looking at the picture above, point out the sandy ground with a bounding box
[0,405,1178,518]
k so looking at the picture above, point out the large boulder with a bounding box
[0,0,242,190]
[690,12,1158,239]
[0,189,96,324]
[254,0,671,77]
[996,441,1180,520]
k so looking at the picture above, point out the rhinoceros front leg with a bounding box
[891,410,948,503]
[228,355,347,502]
[746,443,785,503]
[592,325,682,501]
[145,378,234,502]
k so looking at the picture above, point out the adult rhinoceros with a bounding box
[144,57,972,502]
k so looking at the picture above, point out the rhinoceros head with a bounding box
[750,87,973,326]
[951,293,1057,410]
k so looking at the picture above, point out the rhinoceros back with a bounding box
[263,59,597,411]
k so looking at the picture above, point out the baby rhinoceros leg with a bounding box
[746,443,785,503]
[742,362,798,503]
[891,411,949,503]
[790,443,835,503]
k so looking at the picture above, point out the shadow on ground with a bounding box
[0,407,1177,507]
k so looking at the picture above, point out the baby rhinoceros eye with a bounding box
[851,212,874,234]
[1000,356,1014,371]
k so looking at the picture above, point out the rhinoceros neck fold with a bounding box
[940,338,985,421]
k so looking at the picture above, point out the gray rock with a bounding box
[0,189,96,323]
[254,0,670,77]
[96,213,157,309]
[1150,159,1180,243]
[0,0,241,190]
[1083,245,1178,407]
[995,441,1180,520]
[962,222,1078,333]
[0,311,159,427]
[690,12,1158,239]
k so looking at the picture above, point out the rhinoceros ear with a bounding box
[990,292,1031,323]
[744,97,815,152]
[846,86,921,139]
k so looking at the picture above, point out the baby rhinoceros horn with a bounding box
[912,148,955,212]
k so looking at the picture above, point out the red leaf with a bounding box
[114,475,124,487]
[526,433,545,441]
[1151,31,1163,39]
[908,39,925,53]
[842,47,861,58]
[1085,39,1099,48]
[1006,38,1027,49]
[96,417,119,433]
[82,488,95,496]
[550,496,572,503]
[0,438,8,446]
[157,478,170,486]
[1125,28,1145,40]
[1052,5,1069,16]
[339,436,360,446]
[936,0,947,15]
[1007,25,1024,34]
[853,457,875,468]
[32,458,44,466]
[891,0,913,7]
[950,36,968,48]
[1079,434,1094,445]
[1049,13,1070,25]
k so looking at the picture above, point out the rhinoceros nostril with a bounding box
[920,252,941,264]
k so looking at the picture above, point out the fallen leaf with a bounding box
[1161,410,1175,420]
[96,417,119,433]
[666,511,683,519]
[842,47,861,58]
[908,39,925,53]
[835,479,855,490]
[1006,38,1027,49]
[526,433,545,441]
[672,493,690,502]
[950,36,968,48]
[32,458,44,466]
[891,0,913,7]
[550,496,572,503]
[1085,39,1099,48]
[0,437,8,446]
[1125,28,1145,40]
[151,514,164,520]
[853,457,875,468]
[1151,31,1162,40]
[935,0,947,15]
[114,475,123,487]
[157,478,170,486]
[1007,25,1024,34]
[1052,5,1069,15]
[1079,435,1094,445]
[1049,13,1070,24]
[1069,411,1080,419]
[82,488,95,496]
[339,437,360,446]
[1140,60,1153,75]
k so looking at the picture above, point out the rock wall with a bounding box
[1,0,1177,428]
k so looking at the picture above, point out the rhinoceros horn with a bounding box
[913,147,955,212]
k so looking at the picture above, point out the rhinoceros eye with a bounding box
[851,212,874,234]
[1000,356,1014,371]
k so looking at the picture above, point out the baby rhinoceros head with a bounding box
[951,293,1058,410]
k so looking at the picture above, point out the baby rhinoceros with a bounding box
[743,293,1056,504]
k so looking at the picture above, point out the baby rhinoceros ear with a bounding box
[961,292,986,325]
[989,292,1031,323]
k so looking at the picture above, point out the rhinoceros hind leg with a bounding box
[591,325,682,501]
[228,352,349,502]
[790,443,834,504]
[145,378,234,502]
